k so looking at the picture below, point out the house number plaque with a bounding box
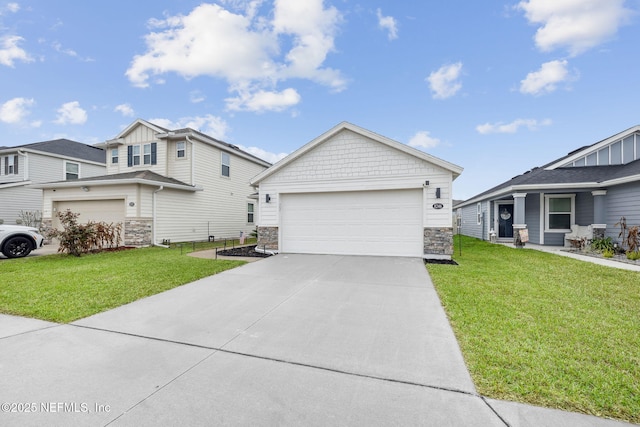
[432,203,444,209]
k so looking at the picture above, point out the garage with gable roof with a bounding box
[250,122,463,259]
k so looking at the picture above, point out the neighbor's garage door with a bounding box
[53,199,126,241]
[280,189,423,257]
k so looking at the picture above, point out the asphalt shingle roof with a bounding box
[9,139,105,163]
[69,170,192,187]
[468,159,640,202]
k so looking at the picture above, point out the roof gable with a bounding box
[545,125,640,169]
[251,122,462,185]
[115,118,169,140]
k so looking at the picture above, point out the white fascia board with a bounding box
[19,148,106,167]
[30,179,201,192]
[601,173,640,187]
[114,119,167,140]
[95,138,125,148]
[544,125,640,170]
[0,180,32,189]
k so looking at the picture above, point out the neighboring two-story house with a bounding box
[35,119,271,247]
[0,139,106,225]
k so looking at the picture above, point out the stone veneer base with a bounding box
[257,226,279,251]
[423,227,454,256]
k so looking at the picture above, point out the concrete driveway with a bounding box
[0,255,632,426]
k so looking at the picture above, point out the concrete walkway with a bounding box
[0,254,635,426]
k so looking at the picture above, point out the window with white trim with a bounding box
[111,148,118,164]
[545,194,575,231]
[132,145,141,166]
[247,203,254,223]
[143,143,152,165]
[177,141,186,158]
[221,152,230,177]
[65,162,79,180]
[4,155,18,175]
[476,203,482,225]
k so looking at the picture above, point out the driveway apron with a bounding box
[5,254,625,426]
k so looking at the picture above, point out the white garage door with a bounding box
[280,189,423,257]
[53,199,126,242]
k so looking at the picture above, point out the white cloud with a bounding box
[520,59,570,95]
[376,8,398,40]
[0,35,33,67]
[517,0,631,56]
[0,3,19,15]
[237,145,288,163]
[189,90,205,103]
[114,103,135,117]
[148,115,230,140]
[54,101,87,125]
[226,87,301,112]
[408,131,440,149]
[0,97,35,124]
[427,62,463,99]
[126,1,345,112]
[476,118,552,134]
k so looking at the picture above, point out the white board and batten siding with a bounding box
[256,127,458,257]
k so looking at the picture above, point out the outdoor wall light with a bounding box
[129,201,135,207]
[81,186,90,192]
[436,187,441,199]
[266,194,271,203]
[424,180,430,186]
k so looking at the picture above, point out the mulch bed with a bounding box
[217,245,272,258]
[424,258,458,265]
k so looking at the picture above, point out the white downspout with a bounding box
[17,150,28,180]
[153,185,169,247]
[185,135,195,186]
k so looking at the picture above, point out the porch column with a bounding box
[591,190,607,240]
[512,192,527,247]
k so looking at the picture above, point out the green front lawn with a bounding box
[428,236,640,424]
[0,247,245,323]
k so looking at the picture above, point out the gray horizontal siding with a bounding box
[459,202,487,240]
[605,182,640,242]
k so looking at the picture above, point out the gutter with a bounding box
[185,134,195,186]
[17,150,28,180]
[152,185,169,248]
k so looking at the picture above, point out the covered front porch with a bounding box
[488,190,608,247]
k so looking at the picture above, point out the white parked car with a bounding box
[0,225,45,258]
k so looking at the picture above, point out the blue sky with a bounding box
[1,0,638,199]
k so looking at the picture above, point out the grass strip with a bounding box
[0,247,245,323]
[428,236,640,424]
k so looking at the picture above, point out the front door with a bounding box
[498,204,514,238]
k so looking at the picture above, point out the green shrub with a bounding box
[47,210,122,257]
[591,236,614,252]
[602,248,615,258]
[626,250,640,261]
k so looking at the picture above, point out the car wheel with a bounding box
[2,236,33,258]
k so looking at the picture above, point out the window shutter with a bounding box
[151,142,157,165]
[127,146,133,167]
[14,155,18,174]
[4,156,7,175]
